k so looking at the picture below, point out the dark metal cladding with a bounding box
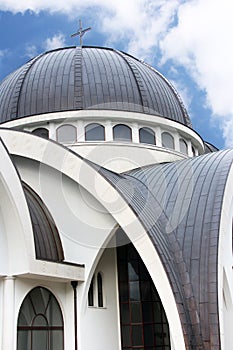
[0,46,191,127]
[98,149,233,349]
[23,182,64,262]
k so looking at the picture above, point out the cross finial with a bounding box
[71,19,92,47]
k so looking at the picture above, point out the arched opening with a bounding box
[56,124,76,143]
[117,243,171,349]
[179,138,188,155]
[113,124,132,142]
[139,127,156,145]
[162,132,174,150]
[32,128,49,139]
[85,123,105,141]
[17,287,64,350]
[97,272,104,307]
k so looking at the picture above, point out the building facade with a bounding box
[0,46,232,350]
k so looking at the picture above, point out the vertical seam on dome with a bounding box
[74,46,83,109]
[114,50,149,114]
[11,53,46,120]
[144,62,192,128]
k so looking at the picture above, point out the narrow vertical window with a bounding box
[97,272,103,307]
[88,277,94,307]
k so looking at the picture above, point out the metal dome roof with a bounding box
[0,46,191,127]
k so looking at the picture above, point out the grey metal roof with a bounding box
[0,46,191,127]
[98,149,233,349]
[23,182,64,262]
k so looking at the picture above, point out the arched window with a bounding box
[17,287,64,350]
[88,277,94,307]
[85,123,105,141]
[88,273,104,308]
[56,124,76,143]
[117,243,170,348]
[32,128,49,139]
[97,272,103,307]
[113,124,132,142]
[139,127,156,145]
[162,132,174,150]
[179,138,188,154]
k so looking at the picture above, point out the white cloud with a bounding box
[24,44,38,59]
[1,0,233,146]
[43,33,66,51]
[160,0,233,146]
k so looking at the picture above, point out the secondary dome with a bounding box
[0,46,191,127]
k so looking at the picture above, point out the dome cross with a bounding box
[71,19,92,47]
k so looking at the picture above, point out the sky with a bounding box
[0,0,232,150]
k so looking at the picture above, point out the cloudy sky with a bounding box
[0,0,232,150]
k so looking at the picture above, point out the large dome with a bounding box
[0,46,191,127]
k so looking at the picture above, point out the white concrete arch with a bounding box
[0,139,35,275]
[0,128,185,350]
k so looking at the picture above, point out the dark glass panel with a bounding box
[144,324,154,346]
[85,123,105,141]
[130,302,141,323]
[30,287,49,315]
[32,329,48,350]
[153,302,162,323]
[47,296,63,326]
[50,330,63,350]
[132,325,143,346]
[139,127,156,145]
[154,324,164,346]
[121,303,130,324]
[118,261,128,282]
[128,261,139,281]
[119,282,129,302]
[17,331,29,348]
[142,302,154,323]
[129,281,140,301]
[113,124,132,142]
[122,325,131,347]
[141,281,152,301]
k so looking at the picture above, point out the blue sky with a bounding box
[0,0,232,150]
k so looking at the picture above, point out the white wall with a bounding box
[79,248,121,350]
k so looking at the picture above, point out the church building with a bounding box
[0,45,232,350]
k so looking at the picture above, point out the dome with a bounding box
[0,46,191,127]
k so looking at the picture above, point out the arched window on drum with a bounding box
[179,138,188,155]
[85,123,105,141]
[162,132,175,150]
[56,124,76,143]
[32,128,49,139]
[139,127,156,145]
[113,124,132,142]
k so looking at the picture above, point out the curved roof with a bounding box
[0,46,191,127]
[98,149,233,349]
[23,182,64,262]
